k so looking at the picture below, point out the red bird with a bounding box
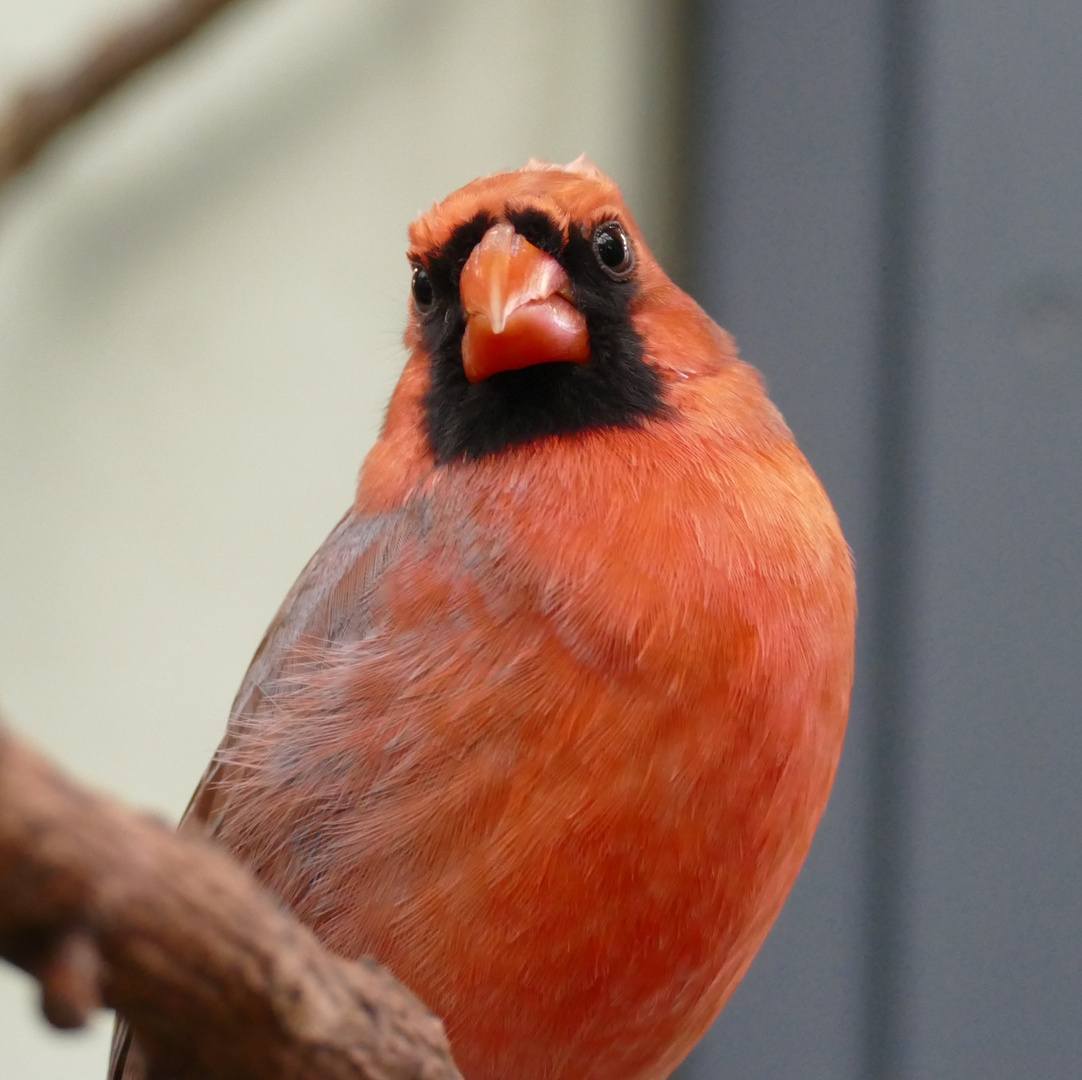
[111,156,855,1080]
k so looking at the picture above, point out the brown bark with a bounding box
[0,0,252,186]
[0,722,463,1080]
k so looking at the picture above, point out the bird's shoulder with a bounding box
[180,502,427,835]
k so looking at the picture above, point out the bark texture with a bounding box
[0,723,463,1080]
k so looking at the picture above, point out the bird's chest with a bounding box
[265,469,846,1080]
[357,634,811,1080]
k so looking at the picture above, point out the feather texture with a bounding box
[110,159,855,1080]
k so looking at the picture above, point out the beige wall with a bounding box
[0,1,676,1074]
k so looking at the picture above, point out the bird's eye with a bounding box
[412,266,434,311]
[591,221,635,280]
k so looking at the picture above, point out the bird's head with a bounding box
[394,156,727,465]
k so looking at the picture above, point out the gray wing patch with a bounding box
[106,501,425,1080]
[185,504,422,836]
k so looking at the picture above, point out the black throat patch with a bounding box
[417,209,666,464]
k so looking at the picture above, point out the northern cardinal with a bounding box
[110,156,855,1080]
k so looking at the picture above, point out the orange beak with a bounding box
[458,223,591,384]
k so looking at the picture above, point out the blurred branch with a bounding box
[0,0,253,187]
[0,719,462,1080]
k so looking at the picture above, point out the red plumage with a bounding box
[111,157,855,1080]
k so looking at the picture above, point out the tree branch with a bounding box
[0,0,252,187]
[0,721,462,1080]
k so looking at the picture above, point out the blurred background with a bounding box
[0,1,1078,1078]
